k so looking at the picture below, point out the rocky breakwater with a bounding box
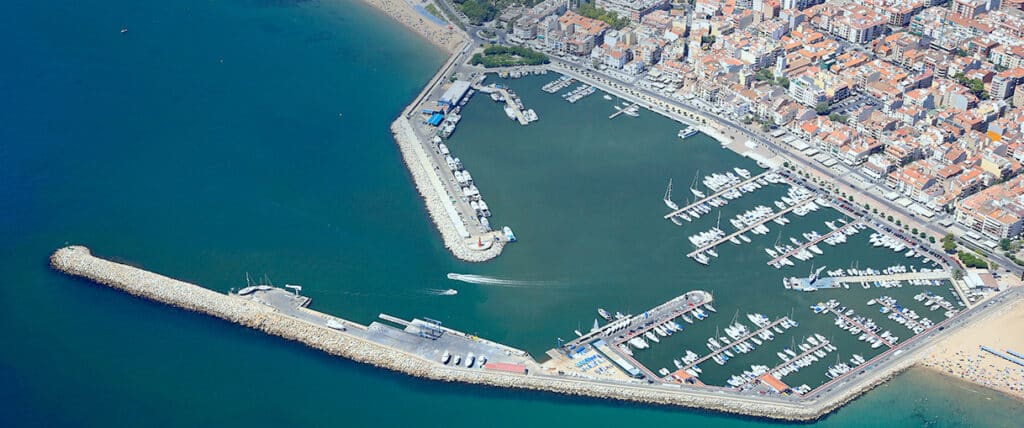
[52,246,902,421]
[390,117,503,262]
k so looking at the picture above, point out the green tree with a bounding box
[815,102,829,115]
[887,215,894,222]
[912,228,918,235]
[828,113,849,124]
[1000,238,1011,251]
[456,0,496,24]
[577,3,630,30]
[957,250,989,269]
[929,236,936,244]
[942,233,957,253]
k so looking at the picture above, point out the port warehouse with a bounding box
[423,80,471,126]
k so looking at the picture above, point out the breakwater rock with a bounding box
[52,246,906,421]
[390,118,503,262]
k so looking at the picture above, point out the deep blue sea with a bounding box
[1,0,1021,426]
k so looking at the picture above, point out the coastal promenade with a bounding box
[52,245,965,421]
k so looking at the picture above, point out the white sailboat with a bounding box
[664,178,679,210]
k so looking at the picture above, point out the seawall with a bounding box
[50,245,921,421]
[391,118,503,262]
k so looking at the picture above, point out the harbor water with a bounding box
[1,0,1022,426]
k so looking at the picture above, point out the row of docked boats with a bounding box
[695,315,796,369]
[869,232,911,254]
[432,135,495,233]
[914,291,959,316]
[440,350,487,368]
[769,220,865,269]
[826,349,870,380]
[664,170,782,226]
[541,75,574,93]
[495,88,538,124]
[872,295,936,335]
[767,334,839,382]
[811,299,890,349]
[563,84,595,103]
[618,305,716,364]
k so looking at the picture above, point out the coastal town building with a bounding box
[597,0,671,22]
[956,174,1024,239]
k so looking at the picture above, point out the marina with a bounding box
[10,0,1024,425]
[562,84,596,103]
[814,300,895,349]
[766,221,863,266]
[663,170,775,221]
[676,316,794,374]
[685,196,815,262]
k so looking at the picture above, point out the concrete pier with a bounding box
[767,222,861,265]
[823,306,894,348]
[664,170,773,220]
[51,245,954,421]
[686,197,815,258]
[681,318,789,372]
[391,118,503,262]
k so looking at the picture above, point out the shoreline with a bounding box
[50,245,962,422]
[917,293,1024,400]
[352,0,465,53]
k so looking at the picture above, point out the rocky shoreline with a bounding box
[51,245,920,421]
[391,118,503,262]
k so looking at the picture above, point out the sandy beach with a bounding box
[920,293,1024,400]
[354,0,466,53]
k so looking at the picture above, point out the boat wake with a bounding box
[425,288,459,296]
[446,273,554,287]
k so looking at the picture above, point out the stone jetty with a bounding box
[51,245,917,421]
[391,118,503,262]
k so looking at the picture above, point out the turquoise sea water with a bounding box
[1,0,1022,426]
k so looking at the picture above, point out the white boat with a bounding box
[441,350,451,364]
[664,179,679,210]
[326,319,347,331]
[678,126,698,139]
